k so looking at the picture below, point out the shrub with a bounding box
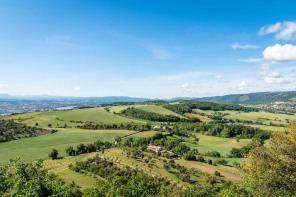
[197,156,205,162]
[49,149,58,160]
[66,146,75,156]
[207,159,213,165]
[184,151,196,161]
[214,170,221,176]
[216,159,228,166]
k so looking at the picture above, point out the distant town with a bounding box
[255,101,296,113]
[0,101,79,116]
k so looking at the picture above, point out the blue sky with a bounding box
[0,0,296,98]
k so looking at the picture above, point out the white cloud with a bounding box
[264,77,285,84]
[267,71,280,77]
[214,74,224,79]
[74,87,80,91]
[237,81,248,90]
[237,58,262,62]
[232,43,260,49]
[263,71,292,84]
[181,83,195,93]
[259,21,296,40]
[0,84,8,87]
[263,44,296,62]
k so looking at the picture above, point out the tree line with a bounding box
[172,122,271,139]
[163,100,259,115]
[77,122,151,131]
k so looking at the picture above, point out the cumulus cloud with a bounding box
[181,83,195,93]
[259,21,296,40]
[236,81,248,90]
[263,71,289,84]
[264,77,285,84]
[214,74,224,79]
[237,58,261,62]
[263,44,296,62]
[232,43,260,49]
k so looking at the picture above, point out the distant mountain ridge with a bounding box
[194,91,296,105]
[1,91,296,105]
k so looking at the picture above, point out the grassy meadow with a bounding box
[0,129,136,164]
[1,109,144,128]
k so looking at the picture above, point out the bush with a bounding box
[49,149,58,160]
[214,170,221,176]
[163,164,170,170]
[50,129,58,134]
[184,151,196,161]
[66,146,75,156]
[197,156,205,162]
[207,151,221,157]
[216,159,228,166]
[207,159,213,165]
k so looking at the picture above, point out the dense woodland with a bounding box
[173,122,271,140]
[0,119,44,142]
[120,107,200,123]
[163,100,259,115]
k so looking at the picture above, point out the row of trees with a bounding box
[77,122,151,131]
[163,100,258,115]
[65,140,112,156]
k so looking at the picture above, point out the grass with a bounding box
[132,130,160,138]
[0,129,136,165]
[221,110,296,126]
[43,152,99,190]
[1,109,144,128]
[249,124,286,132]
[184,113,211,122]
[137,105,184,117]
[181,133,251,166]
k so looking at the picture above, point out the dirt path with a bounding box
[185,163,243,181]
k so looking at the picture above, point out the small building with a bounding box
[147,145,163,152]
[153,125,172,132]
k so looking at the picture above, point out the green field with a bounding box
[1,109,144,128]
[221,110,295,126]
[182,133,251,166]
[0,129,136,164]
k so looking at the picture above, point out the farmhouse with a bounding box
[153,125,172,132]
[147,145,163,152]
[147,145,175,155]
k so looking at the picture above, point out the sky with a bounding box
[0,0,296,99]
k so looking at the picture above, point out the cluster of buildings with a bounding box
[153,125,172,132]
[147,145,175,155]
[256,101,296,112]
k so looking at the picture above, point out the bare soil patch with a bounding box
[185,163,242,181]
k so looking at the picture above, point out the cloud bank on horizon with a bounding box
[0,1,295,98]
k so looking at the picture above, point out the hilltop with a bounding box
[194,91,296,105]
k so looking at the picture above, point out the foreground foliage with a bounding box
[0,159,81,196]
[224,121,296,197]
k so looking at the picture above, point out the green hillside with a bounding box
[197,91,296,104]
